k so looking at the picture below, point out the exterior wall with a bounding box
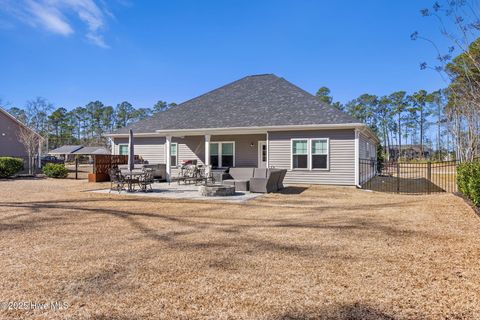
[210,134,265,167]
[358,132,377,184]
[268,129,356,185]
[113,137,166,164]
[0,111,28,157]
[359,132,376,160]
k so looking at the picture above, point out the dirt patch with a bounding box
[0,179,479,319]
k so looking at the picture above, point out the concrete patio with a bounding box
[91,182,264,202]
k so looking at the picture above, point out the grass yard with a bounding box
[0,178,479,319]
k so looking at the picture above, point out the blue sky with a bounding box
[0,0,451,110]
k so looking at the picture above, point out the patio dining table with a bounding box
[121,170,144,192]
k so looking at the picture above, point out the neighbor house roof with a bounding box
[49,145,83,154]
[49,145,110,155]
[108,74,365,136]
[71,147,110,155]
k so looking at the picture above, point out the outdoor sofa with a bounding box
[222,168,287,193]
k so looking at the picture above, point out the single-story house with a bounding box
[388,144,433,160]
[106,74,378,186]
[49,145,110,161]
[0,107,43,158]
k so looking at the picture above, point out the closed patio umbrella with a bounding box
[128,129,134,171]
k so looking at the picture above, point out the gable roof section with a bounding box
[109,74,362,135]
[0,107,43,139]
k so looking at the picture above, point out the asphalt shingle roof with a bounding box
[48,145,83,154]
[111,74,360,134]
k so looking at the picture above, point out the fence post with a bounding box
[427,162,432,181]
[75,157,79,180]
[396,162,400,193]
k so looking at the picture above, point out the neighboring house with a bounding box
[389,144,433,160]
[106,74,378,186]
[0,107,43,157]
[49,145,110,162]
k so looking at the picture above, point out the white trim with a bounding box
[118,144,129,155]
[310,138,330,171]
[170,142,178,167]
[107,124,380,144]
[101,123,370,138]
[204,134,211,167]
[291,138,309,170]
[258,140,267,168]
[165,136,172,182]
[354,129,360,187]
[290,138,330,171]
[210,141,235,168]
[266,132,269,168]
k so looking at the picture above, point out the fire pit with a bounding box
[199,184,235,197]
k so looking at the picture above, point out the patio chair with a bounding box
[223,168,255,191]
[108,168,125,194]
[195,165,215,185]
[138,168,154,192]
[177,164,197,185]
[249,169,282,193]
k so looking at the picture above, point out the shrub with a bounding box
[43,163,69,178]
[0,157,24,178]
[457,161,480,206]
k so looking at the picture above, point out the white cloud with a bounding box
[0,0,112,47]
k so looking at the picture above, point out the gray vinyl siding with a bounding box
[211,134,265,167]
[113,137,166,164]
[268,129,355,185]
[359,132,376,160]
[359,132,377,184]
[0,111,28,157]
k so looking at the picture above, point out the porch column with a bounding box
[204,134,211,172]
[165,136,172,182]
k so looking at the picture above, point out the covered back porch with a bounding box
[113,131,269,182]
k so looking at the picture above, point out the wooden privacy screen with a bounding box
[93,155,129,175]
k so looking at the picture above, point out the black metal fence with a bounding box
[360,158,459,194]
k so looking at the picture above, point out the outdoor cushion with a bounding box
[253,168,267,178]
[250,169,282,193]
[276,169,287,189]
[223,179,249,192]
[228,168,254,180]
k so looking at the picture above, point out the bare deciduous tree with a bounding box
[17,126,41,175]
[413,0,480,161]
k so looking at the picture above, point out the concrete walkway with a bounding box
[92,182,263,202]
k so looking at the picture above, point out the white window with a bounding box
[119,144,128,155]
[311,139,329,169]
[292,139,308,169]
[210,142,235,168]
[291,138,330,170]
[170,143,178,167]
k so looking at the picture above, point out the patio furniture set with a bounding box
[221,168,287,193]
[175,163,215,185]
[108,160,287,196]
[108,166,155,193]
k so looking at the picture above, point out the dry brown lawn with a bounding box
[0,178,479,319]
